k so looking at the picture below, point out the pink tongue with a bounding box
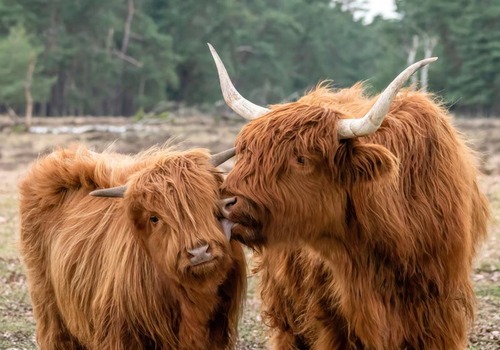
[220,219,234,240]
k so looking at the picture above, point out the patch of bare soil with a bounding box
[470,271,500,349]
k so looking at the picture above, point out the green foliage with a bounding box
[476,284,500,298]
[133,107,145,121]
[0,0,497,115]
[0,24,54,106]
[395,0,500,114]
[157,111,170,120]
[447,0,500,114]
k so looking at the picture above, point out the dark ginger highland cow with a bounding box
[19,145,246,350]
[210,44,489,349]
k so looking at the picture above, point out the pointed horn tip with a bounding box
[207,43,219,59]
[420,57,438,66]
[89,185,127,198]
[89,189,105,197]
[207,43,227,76]
[207,42,270,120]
[89,189,110,197]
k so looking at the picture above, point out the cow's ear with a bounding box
[334,142,397,185]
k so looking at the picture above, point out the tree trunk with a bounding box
[421,35,438,92]
[121,0,135,54]
[39,102,47,117]
[115,0,136,116]
[138,77,145,107]
[24,54,36,127]
[407,35,419,89]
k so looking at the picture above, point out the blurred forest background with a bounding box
[0,2,500,349]
[0,0,498,121]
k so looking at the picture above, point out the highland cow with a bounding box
[19,145,246,350]
[210,44,489,349]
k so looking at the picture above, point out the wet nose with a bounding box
[187,243,212,266]
[220,197,237,217]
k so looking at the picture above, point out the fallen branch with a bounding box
[112,50,143,68]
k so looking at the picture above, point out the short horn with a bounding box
[208,43,270,120]
[89,185,127,198]
[337,57,438,139]
[210,148,236,166]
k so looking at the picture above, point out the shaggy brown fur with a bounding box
[19,145,246,350]
[222,83,489,349]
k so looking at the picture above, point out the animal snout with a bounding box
[187,243,213,266]
[220,197,237,217]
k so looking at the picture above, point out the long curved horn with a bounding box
[208,43,270,120]
[337,57,438,139]
[210,147,236,166]
[89,185,127,198]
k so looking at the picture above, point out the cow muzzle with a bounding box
[219,197,237,240]
[218,195,264,246]
[220,197,237,218]
[187,243,213,266]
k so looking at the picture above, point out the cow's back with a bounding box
[367,91,488,265]
[19,146,127,282]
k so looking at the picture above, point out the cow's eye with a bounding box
[150,215,159,224]
[297,156,306,165]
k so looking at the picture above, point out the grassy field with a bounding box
[0,116,499,349]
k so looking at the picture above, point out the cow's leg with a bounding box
[312,327,346,350]
[23,251,82,350]
[409,297,469,350]
[311,326,365,350]
[307,303,366,350]
[177,315,211,350]
[30,283,82,350]
[92,326,147,350]
[268,328,310,350]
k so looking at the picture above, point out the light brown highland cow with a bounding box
[19,145,245,350]
[210,44,489,350]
